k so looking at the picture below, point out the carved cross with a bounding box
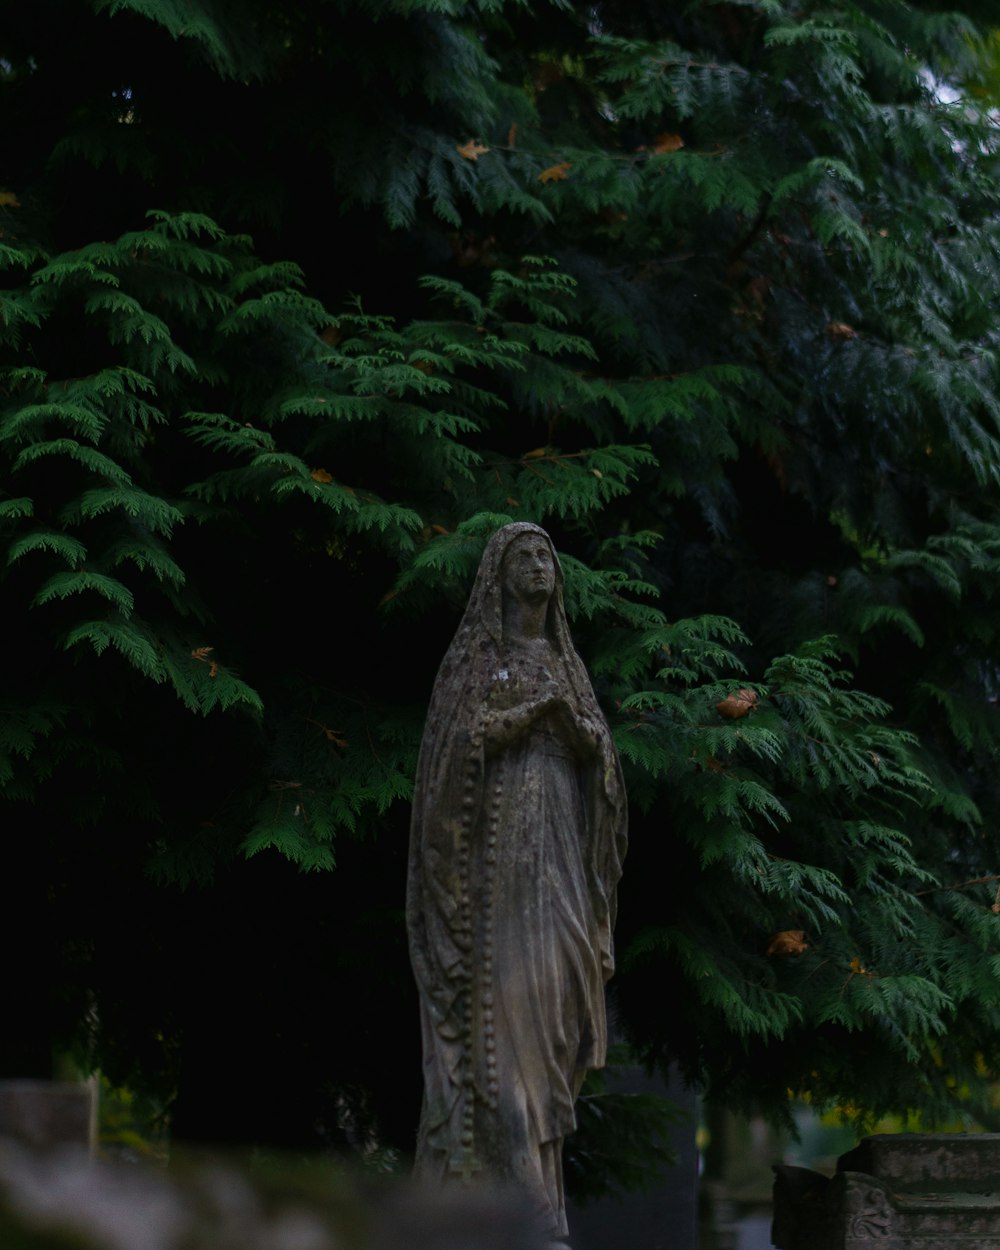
[449,1149,482,1183]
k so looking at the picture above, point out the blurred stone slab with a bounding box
[0,1080,94,1152]
[772,1133,1000,1249]
[0,1140,552,1250]
[839,1132,1000,1190]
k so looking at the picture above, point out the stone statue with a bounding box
[407,522,627,1244]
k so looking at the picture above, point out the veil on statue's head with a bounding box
[451,521,572,656]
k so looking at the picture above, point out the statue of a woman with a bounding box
[407,523,627,1243]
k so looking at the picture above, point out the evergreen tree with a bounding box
[2,0,1000,1176]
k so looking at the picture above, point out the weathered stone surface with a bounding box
[773,1134,1000,1250]
[840,1133,1000,1191]
[0,1080,94,1152]
[407,524,627,1244]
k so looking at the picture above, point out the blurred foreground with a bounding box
[0,1140,552,1250]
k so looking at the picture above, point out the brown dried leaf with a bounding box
[457,139,490,161]
[0,191,21,209]
[507,122,519,147]
[523,446,549,460]
[311,467,333,483]
[431,523,450,535]
[320,324,342,347]
[716,688,758,720]
[448,230,497,269]
[539,161,572,184]
[191,646,214,662]
[533,62,564,92]
[826,321,857,341]
[766,930,808,957]
[310,720,348,747]
[652,132,684,154]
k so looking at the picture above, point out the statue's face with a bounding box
[501,534,556,605]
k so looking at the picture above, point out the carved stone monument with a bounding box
[773,1133,1000,1249]
[407,523,627,1245]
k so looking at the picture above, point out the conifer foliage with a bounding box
[3,0,1000,1167]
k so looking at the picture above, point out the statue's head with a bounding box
[465,523,566,649]
[501,530,556,608]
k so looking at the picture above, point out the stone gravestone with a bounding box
[568,1061,698,1250]
[0,1079,95,1153]
[773,1132,1000,1249]
[407,524,628,1247]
